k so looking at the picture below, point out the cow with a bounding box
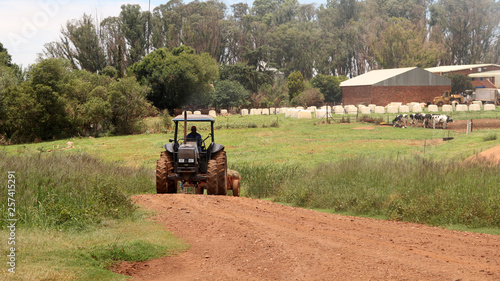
[431,114,453,129]
[392,114,408,128]
[409,113,427,126]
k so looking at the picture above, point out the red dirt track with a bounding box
[116,194,500,281]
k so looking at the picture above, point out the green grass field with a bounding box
[1,111,500,280]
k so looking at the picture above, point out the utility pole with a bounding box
[147,0,151,54]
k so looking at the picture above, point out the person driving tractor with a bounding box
[186,125,203,148]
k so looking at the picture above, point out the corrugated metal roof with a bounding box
[425,64,500,73]
[340,67,450,87]
[469,70,500,77]
[340,67,417,87]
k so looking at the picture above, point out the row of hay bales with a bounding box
[240,102,497,119]
[181,101,496,119]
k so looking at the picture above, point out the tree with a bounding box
[120,4,148,65]
[43,14,106,73]
[108,77,151,134]
[293,87,324,107]
[446,73,474,94]
[310,74,347,103]
[219,62,273,94]
[429,0,500,64]
[130,46,219,112]
[212,80,250,109]
[371,17,445,69]
[287,71,304,101]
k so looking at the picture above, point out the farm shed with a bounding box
[468,70,500,88]
[340,67,451,106]
[425,64,500,77]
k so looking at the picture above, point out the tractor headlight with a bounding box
[187,158,195,163]
[178,159,185,163]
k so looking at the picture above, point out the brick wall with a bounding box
[341,86,372,105]
[342,85,451,106]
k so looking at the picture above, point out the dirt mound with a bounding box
[115,194,500,281]
[464,145,500,165]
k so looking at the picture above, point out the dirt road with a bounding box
[116,194,500,281]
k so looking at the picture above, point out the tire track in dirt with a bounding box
[115,194,500,281]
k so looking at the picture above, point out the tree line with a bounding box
[42,0,499,78]
[1,0,498,143]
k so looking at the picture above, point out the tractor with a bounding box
[432,91,465,106]
[156,113,240,196]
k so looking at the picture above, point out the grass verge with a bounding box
[0,210,188,280]
[0,152,187,280]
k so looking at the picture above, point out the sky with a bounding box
[0,0,326,68]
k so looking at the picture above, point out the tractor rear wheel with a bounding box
[206,159,218,195]
[156,151,176,194]
[213,151,227,195]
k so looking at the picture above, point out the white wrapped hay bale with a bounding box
[262,108,270,115]
[412,104,422,112]
[399,105,409,113]
[346,106,358,115]
[194,110,201,115]
[428,105,438,112]
[469,104,481,111]
[298,110,312,119]
[334,106,345,115]
[387,105,398,114]
[374,106,385,114]
[315,109,327,118]
[361,107,371,114]
[442,105,453,112]
[240,109,249,116]
[209,110,217,117]
[484,104,496,111]
[307,106,317,113]
[456,104,468,111]
[220,109,228,115]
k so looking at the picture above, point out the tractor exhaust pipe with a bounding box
[183,110,187,140]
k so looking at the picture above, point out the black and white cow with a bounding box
[430,114,453,129]
[392,114,408,128]
[409,113,427,127]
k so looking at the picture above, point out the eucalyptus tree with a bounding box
[429,0,500,64]
[43,14,106,73]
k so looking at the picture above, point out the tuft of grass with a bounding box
[483,132,498,141]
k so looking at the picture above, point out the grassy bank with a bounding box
[238,157,500,229]
[0,152,186,280]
